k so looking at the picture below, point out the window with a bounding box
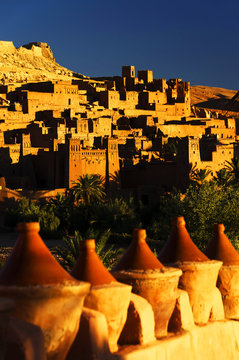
[68,99,71,105]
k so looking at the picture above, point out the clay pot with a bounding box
[113,268,182,338]
[71,239,116,286]
[112,229,181,338]
[205,224,239,265]
[0,297,15,359]
[175,260,223,324]
[159,217,208,263]
[159,218,223,324]
[205,224,239,319]
[217,265,239,319]
[0,222,90,360]
[71,239,131,353]
[112,229,163,271]
[84,282,132,352]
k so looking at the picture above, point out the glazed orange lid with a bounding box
[205,224,239,265]
[0,222,76,286]
[71,239,116,286]
[159,217,208,263]
[112,228,163,271]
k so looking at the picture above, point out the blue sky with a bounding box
[1,0,238,89]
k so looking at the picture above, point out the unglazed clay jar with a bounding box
[71,238,131,352]
[0,297,15,359]
[175,260,223,324]
[159,218,223,324]
[112,228,163,271]
[71,239,116,286]
[205,224,239,266]
[112,228,181,338]
[206,224,239,319]
[0,222,90,360]
[159,217,208,263]
[113,268,182,338]
[84,282,132,352]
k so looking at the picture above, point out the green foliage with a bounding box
[4,197,60,238]
[71,174,106,206]
[143,182,239,252]
[4,197,40,227]
[5,171,239,255]
[89,197,141,234]
[213,168,231,188]
[56,229,121,271]
[141,190,182,241]
[44,192,73,231]
[225,157,239,184]
[189,167,211,188]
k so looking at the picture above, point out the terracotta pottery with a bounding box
[71,239,131,353]
[113,268,182,338]
[0,297,15,359]
[112,228,181,338]
[112,228,163,271]
[71,238,116,286]
[84,282,132,353]
[175,261,223,324]
[159,217,208,263]
[205,224,239,319]
[159,218,223,324]
[205,224,239,265]
[0,222,90,360]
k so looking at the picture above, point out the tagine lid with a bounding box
[158,217,208,264]
[205,224,239,265]
[0,222,77,286]
[71,239,117,286]
[112,228,163,272]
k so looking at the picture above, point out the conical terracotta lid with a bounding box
[205,224,239,265]
[0,222,76,286]
[71,239,116,286]
[112,229,163,271]
[159,217,208,263]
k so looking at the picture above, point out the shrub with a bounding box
[55,229,121,271]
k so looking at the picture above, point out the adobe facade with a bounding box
[0,63,238,198]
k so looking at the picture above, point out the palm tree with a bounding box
[225,157,239,184]
[109,170,121,193]
[70,174,106,206]
[189,167,211,187]
[213,168,231,187]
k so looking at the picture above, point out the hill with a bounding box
[0,41,86,84]
[191,85,238,112]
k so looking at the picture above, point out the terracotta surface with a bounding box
[209,287,225,321]
[113,268,182,338]
[84,282,132,353]
[66,307,111,360]
[119,293,155,346]
[114,321,239,360]
[0,283,90,360]
[71,239,116,286]
[0,297,15,360]
[168,289,195,332]
[112,229,163,271]
[0,222,90,360]
[217,265,239,319]
[176,260,223,324]
[0,222,75,286]
[5,317,46,360]
[205,224,239,265]
[159,217,208,263]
